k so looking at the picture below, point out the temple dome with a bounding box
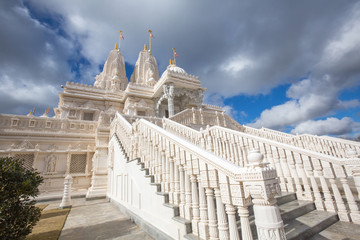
[168,65,186,74]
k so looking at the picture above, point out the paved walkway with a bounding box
[40,198,153,240]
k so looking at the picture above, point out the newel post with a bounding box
[243,149,286,240]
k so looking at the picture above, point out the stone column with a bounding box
[167,83,175,117]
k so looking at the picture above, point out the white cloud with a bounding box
[221,56,253,74]
[249,3,360,132]
[291,117,360,136]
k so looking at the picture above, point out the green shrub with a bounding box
[0,157,43,239]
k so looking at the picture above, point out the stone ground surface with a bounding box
[309,221,360,240]
[38,196,154,240]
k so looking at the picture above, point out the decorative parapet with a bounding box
[202,104,224,112]
[0,114,97,135]
[65,81,105,91]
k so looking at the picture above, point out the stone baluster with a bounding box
[216,111,220,126]
[164,141,171,193]
[154,144,160,183]
[218,171,240,240]
[191,175,200,236]
[244,149,286,240]
[179,165,186,218]
[338,166,360,224]
[222,112,227,127]
[279,148,295,192]
[226,204,240,240]
[169,156,175,204]
[229,135,236,163]
[174,163,180,205]
[346,149,360,200]
[296,153,313,201]
[214,188,229,240]
[305,156,325,210]
[237,203,252,240]
[288,151,303,199]
[184,171,193,220]
[206,188,219,240]
[233,137,241,166]
[328,166,350,221]
[314,159,336,212]
[161,149,166,192]
[200,108,204,125]
[224,134,232,161]
[192,107,197,124]
[198,180,209,239]
[273,147,287,191]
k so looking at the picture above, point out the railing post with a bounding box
[244,149,286,240]
[192,107,197,124]
[200,108,204,125]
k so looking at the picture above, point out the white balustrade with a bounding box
[111,112,286,239]
[161,117,360,225]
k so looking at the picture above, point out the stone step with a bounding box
[285,210,338,240]
[309,221,360,240]
[279,200,315,222]
[239,199,316,238]
[276,192,297,205]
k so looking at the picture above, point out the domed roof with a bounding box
[167,65,186,74]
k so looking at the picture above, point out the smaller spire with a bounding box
[144,44,147,51]
[115,43,118,50]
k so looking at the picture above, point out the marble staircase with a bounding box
[124,146,343,240]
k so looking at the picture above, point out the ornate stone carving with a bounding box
[45,154,57,174]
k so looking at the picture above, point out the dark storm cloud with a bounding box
[0,0,74,114]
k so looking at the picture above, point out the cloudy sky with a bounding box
[1,0,360,138]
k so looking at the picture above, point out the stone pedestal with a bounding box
[59,175,73,209]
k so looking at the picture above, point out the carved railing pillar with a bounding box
[190,175,200,235]
[243,149,286,240]
[192,107,197,124]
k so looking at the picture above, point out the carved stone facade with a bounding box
[0,44,206,197]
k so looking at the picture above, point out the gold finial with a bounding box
[144,44,147,50]
[115,43,118,50]
[169,59,172,65]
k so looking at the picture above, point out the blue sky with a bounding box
[0,0,359,138]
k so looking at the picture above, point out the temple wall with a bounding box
[107,137,188,239]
